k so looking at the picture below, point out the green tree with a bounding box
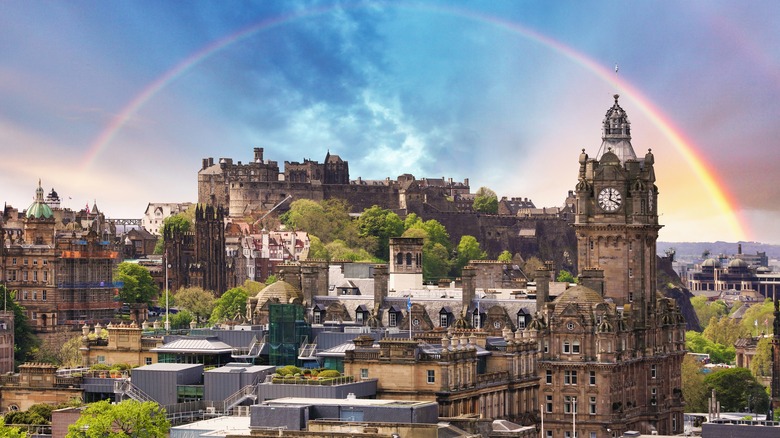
[60,336,83,368]
[152,237,164,255]
[263,276,277,286]
[66,399,169,438]
[703,367,769,413]
[116,262,158,305]
[750,336,773,377]
[161,213,191,237]
[556,270,577,283]
[703,315,747,347]
[168,310,193,329]
[686,330,736,364]
[401,227,450,281]
[453,235,487,275]
[306,235,329,260]
[690,296,728,330]
[325,240,378,262]
[497,250,513,263]
[174,287,216,324]
[210,287,248,324]
[472,187,498,214]
[3,286,39,367]
[681,355,708,412]
[740,299,775,335]
[356,205,404,260]
[0,417,28,437]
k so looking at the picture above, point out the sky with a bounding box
[1,1,779,244]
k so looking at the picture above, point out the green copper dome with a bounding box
[26,179,53,219]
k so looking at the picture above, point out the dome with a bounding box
[26,179,53,219]
[596,95,637,163]
[728,258,748,269]
[254,281,303,304]
[701,258,720,268]
[552,284,607,315]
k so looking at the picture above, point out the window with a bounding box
[356,312,364,325]
[589,396,597,415]
[33,259,38,265]
[33,271,38,281]
[32,312,37,320]
[628,268,633,278]
[440,313,449,328]
[590,433,597,438]
[32,291,37,301]
[23,290,28,300]
[42,260,47,265]
[11,258,16,265]
[517,314,526,329]
[589,241,594,250]
[628,292,633,302]
[563,341,571,354]
[651,365,657,379]
[97,355,106,364]
[42,290,46,301]
[313,311,322,325]
[361,369,368,379]
[43,271,48,282]
[472,312,481,328]
[672,414,677,432]
[145,357,152,365]
[564,396,573,413]
[629,241,633,251]
[389,312,397,327]
[651,387,657,405]
[564,370,578,385]
[23,258,28,265]
[572,341,580,354]
[546,432,553,438]
[589,371,596,385]
[22,271,28,281]
[427,370,435,384]
[546,370,552,384]
[546,395,553,413]
[543,341,549,353]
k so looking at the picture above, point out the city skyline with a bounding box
[2,2,779,243]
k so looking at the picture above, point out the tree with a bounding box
[703,315,747,347]
[453,235,487,275]
[168,310,193,329]
[66,399,169,438]
[497,250,512,263]
[690,296,728,330]
[0,417,28,437]
[263,276,277,286]
[704,367,769,413]
[686,330,736,364]
[356,205,404,260]
[116,262,158,305]
[740,299,775,336]
[3,286,39,367]
[681,355,708,412]
[161,213,191,237]
[401,227,450,281]
[325,240,378,262]
[174,287,216,324]
[556,270,576,283]
[210,287,248,324]
[60,336,83,368]
[306,235,328,260]
[750,336,773,377]
[473,187,498,214]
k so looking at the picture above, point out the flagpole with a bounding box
[408,296,412,340]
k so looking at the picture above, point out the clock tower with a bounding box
[574,95,661,312]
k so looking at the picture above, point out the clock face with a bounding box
[598,187,622,212]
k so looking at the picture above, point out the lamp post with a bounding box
[164,251,170,331]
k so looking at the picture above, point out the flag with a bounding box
[407,297,411,312]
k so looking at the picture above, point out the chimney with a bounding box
[462,266,476,309]
[254,147,264,163]
[534,267,551,311]
[373,264,389,310]
[579,268,605,296]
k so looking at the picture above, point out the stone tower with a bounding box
[574,95,661,312]
[23,179,56,246]
[388,237,423,292]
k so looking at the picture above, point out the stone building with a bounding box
[0,363,82,412]
[0,311,14,374]
[0,181,120,330]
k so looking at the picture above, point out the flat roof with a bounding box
[206,363,276,374]
[134,363,203,372]
[263,397,436,408]
[170,415,251,436]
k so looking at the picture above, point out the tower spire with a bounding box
[596,94,637,163]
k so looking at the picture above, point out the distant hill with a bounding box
[657,241,780,259]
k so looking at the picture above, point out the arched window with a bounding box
[396,253,403,266]
[406,252,412,266]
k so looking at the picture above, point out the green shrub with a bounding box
[276,365,302,376]
[317,369,341,378]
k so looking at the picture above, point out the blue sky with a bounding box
[2,1,779,244]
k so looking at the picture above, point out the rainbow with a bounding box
[80,2,746,240]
